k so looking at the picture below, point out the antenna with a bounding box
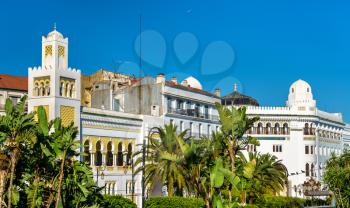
[139,15,143,78]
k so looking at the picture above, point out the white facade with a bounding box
[242,79,345,197]
[0,88,26,115]
[27,29,81,133]
[9,28,347,205]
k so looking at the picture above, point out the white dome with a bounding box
[182,76,202,90]
[287,79,316,108]
[47,30,64,39]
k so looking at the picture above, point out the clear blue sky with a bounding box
[1,0,349,122]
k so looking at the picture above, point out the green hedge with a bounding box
[256,195,305,208]
[145,196,205,208]
[101,195,137,208]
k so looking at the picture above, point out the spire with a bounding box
[234,83,237,92]
[53,22,57,31]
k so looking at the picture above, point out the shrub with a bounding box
[101,195,137,208]
[255,195,305,208]
[145,196,205,208]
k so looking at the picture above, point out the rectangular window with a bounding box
[199,123,202,137]
[177,100,184,109]
[180,121,184,132]
[167,97,172,112]
[170,119,174,125]
[204,105,209,119]
[9,96,20,106]
[113,98,120,112]
[186,101,192,109]
[305,145,309,154]
[207,124,211,136]
[310,145,313,154]
[273,145,282,152]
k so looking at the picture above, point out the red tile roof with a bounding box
[0,74,28,91]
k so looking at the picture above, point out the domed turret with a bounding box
[221,83,259,106]
[287,79,316,108]
[182,76,202,90]
[47,30,64,39]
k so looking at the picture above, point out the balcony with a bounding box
[167,107,219,121]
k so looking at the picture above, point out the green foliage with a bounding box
[145,196,205,208]
[101,195,136,208]
[255,195,305,208]
[236,152,287,203]
[134,124,190,197]
[0,97,102,208]
[323,150,350,207]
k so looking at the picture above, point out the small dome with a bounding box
[47,30,64,39]
[182,76,202,90]
[289,79,312,94]
[287,79,316,108]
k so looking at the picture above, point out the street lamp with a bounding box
[96,164,106,185]
[123,154,135,202]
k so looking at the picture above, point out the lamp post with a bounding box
[123,156,135,202]
[96,164,106,185]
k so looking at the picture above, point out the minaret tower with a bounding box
[28,26,81,131]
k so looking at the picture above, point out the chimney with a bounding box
[182,79,188,87]
[171,76,177,84]
[215,88,221,97]
[156,73,165,83]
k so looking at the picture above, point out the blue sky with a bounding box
[1,0,349,122]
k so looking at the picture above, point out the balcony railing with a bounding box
[167,107,219,121]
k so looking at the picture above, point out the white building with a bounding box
[0,74,27,115]
[0,27,345,205]
[222,80,347,197]
[25,28,221,207]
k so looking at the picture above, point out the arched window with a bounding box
[106,142,113,166]
[283,123,289,135]
[127,143,132,165]
[257,123,263,134]
[265,123,271,134]
[34,83,39,96]
[45,81,50,96]
[304,123,309,135]
[83,140,91,165]
[60,82,65,96]
[274,123,280,134]
[117,142,123,166]
[310,124,315,135]
[66,83,70,97]
[311,163,314,177]
[95,141,102,166]
[305,163,310,176]
[70,83,75,98]
[40,82,45,96]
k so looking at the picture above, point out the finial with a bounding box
[53,22,57,31]
[234,83,237,92]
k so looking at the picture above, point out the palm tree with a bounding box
[24,106,101,208]
[215,103,259,172]
[134,124,190,197]
[0,96,36,208]
[237,152,287,203]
